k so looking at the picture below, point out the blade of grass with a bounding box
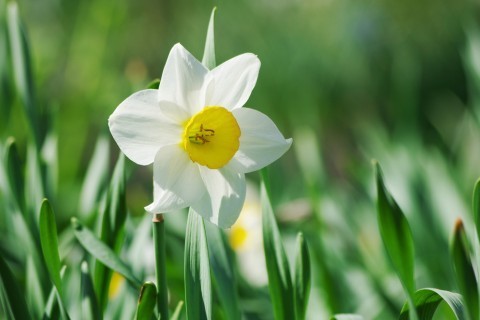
[261,170,295,320]
[205,222,241,319]
[184,208,212,320]
[4,137,24,212]
[399,288,465,320]
[72,217,142,289]
[294,232,311,320]
[81,261,102,320]
[451,219,478,320]
[134,282,157,320]
[26,256,45,319]
[472,178,480,244]
[0,254,31,319]
[39,198,63,295]
[171,301,184,320]
[374,161,417,319]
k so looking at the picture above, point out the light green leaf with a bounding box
[294,232,311,320]
[201,7,216,70]
[134,282,157,320]
[43,266,68,320]
[451,219,478,320]
[72,217,142,289]
[0,254,31,319]
[261,171,295,320]
[171,300,184,320]
[6,1,40,143]
[399,288,466,320]
[205,222,241,319]
[39,198,63,295]
[79,135,109,218]
[81,261,102,320]
[374,162,416,302]
[26,256,45,319]
[184,208,212,320]
[330,315,364,320]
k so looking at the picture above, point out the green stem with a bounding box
[153,213,168,320]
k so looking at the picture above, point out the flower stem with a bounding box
[153,213,168,319]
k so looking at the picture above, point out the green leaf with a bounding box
[72,217,142,288]
[261,173,295,320]
[81,261,102,320]
[146,78,160,89]
[94,154,127,309]
[399,288,466,320]
[153,214,168,320]
[43,266,69,320]
[472,178,480,244]
[0,0,13,120]
[294,232,311,320]
[184,209,212,320]
[26,256,45,319]
[6,2,40,143]
[205,222,241,319]
[39,198,63,295]
[134,282,157,320]
[451,219,478,320]
[0,254,31,319]
[4,137,24,212]
[201,7,217,70]
[171,300,184,320]
[330,315,364,320]
[79,135,110,218]
[374,162,416,299]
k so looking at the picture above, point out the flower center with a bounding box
[182,106,240,169]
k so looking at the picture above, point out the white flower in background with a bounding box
[229,182,268,286]
[109,43,291,228]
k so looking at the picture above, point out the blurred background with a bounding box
[2,0,480,319]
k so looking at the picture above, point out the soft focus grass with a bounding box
[1,0,480,319]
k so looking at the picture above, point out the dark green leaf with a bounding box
[72,217,142,289]
[451,219,478,320]
[294,232,311,320]
[4,137,24,212]
[134,282,157,320]
[0,254,31,319]
[399,288,466,320]
[184,209,212,320]
[146,78,160,89]
[153,214,168,320]
[39,198,63,295]
[472,178,480,245]
[374,161,415,296]
[261,174,295,320]
[81,261,102,320]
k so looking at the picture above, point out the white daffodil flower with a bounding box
[108,43,292,228]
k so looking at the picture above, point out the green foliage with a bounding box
[134,282,157,320]
[184,209,212,320]
[261,171,295,320]
[399,288,466,320]
[294,232,311,320]
[450,219,478,320]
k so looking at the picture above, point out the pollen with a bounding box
[182,106,241,169]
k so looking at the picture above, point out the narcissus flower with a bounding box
[108,43,291,228]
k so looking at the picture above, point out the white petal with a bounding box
[145,145,205,213]
[203,53,260,111]
[226,108,292,173]
[191,167,246,228]
[158,43,208,114]
[108,90,185,165]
